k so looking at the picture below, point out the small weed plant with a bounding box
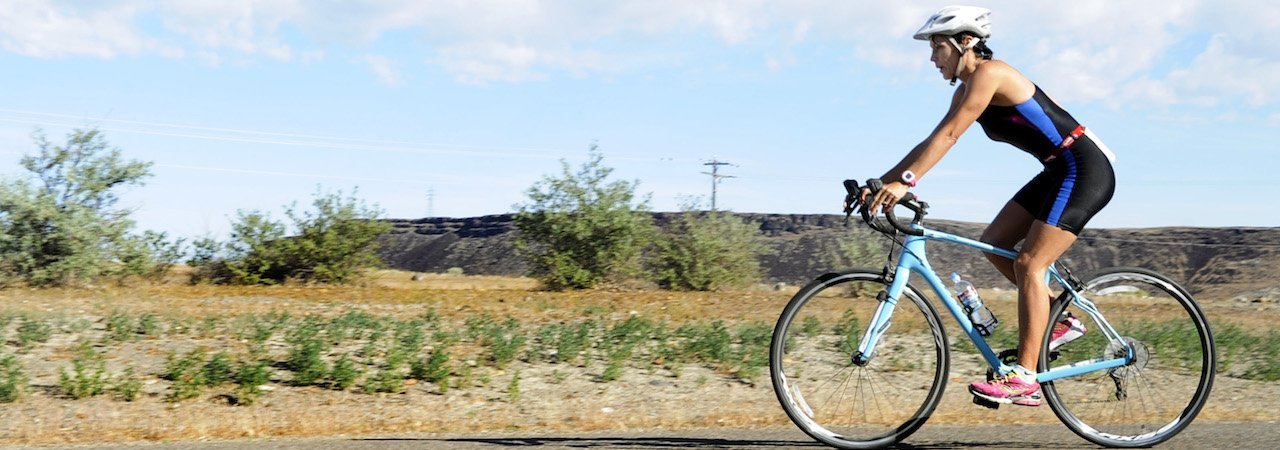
[17,317,52,350]
[233,358,272,405]
[164,348,209,402]
[0,354,25,403]
[112,367,143,402]
[329,353,361,390]
[58,341,109,399]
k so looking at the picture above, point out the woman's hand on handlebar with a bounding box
[863,180,911,217]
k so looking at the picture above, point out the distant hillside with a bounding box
[377,213,1280,301]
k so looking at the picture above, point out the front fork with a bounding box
[852,266,913,366]
[852,290,892,366]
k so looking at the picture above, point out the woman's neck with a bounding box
[957,58,986,84]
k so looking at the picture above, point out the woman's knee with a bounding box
[1012,252,1048,282]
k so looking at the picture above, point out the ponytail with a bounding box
[960,32,994,60]
[973,39,994,60]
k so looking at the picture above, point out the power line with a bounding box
[155,163,437,185]
[0,109,703,164]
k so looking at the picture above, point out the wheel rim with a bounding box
[771,272,948,448]
[1042,270,1214,447]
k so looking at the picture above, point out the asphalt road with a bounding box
[10,423,1278,450]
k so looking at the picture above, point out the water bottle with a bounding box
[951,272,998,336]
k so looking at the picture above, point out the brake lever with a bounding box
[842,179,861,226]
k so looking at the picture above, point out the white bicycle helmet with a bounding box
[914,6,992,85]
[913,5,991,40]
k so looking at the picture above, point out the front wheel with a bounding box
[1041,267,1215,447]
[770,270,949,449]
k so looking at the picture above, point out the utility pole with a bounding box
[701,160,736,210]
[427,187,435,218]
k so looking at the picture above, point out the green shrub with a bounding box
[363,367,405,394]
[507,371,521,402]
[189,189,390,285]
[16,317,52,350]
[202,352,234,386]
[1243,330,1280,381]
[105,310,135,342]
[417,346,452,391]
[558,322,593,364]
[58,341,108,399]
[137,313,161,338]
[815,226,889,270]
[474,317,526,369]
[531,321,592,364]
[329,354,360,390]
[0,129,179,287]
[163,349,208,402]
[390,319,427,363]
[286,317,329,386]
[112,367,142,402]
[680,321,732,363]
[733,322,772,382]
[513,144,653,290]
[652,208,763,291]
[800,316,821,336]
[233,358,272,405]
[600,357,624,382]
[0,354,25,403]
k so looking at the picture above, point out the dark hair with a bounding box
[959,32,994,60]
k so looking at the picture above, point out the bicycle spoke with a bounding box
[771,271,948,448]
[1042,269,1213,448]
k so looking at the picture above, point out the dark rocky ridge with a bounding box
[377,213,1280,299]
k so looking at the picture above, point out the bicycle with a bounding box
[769,179,1215,449]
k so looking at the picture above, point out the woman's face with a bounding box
[929,35,958,79]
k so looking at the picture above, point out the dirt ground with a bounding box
[0,272,1276,446]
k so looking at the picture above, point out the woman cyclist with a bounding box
[860,5,1116,407]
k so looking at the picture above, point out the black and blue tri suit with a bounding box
[975,85,1116,235]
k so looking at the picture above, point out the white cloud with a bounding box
[363,54,404,86]
[155,0,303,62]
[1125,34,1280,108]
[3,0,1279,113]
[437,42,544,85]
[0,1,179,58]
[436,41,620,85]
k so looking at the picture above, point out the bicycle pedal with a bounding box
[972,395,1001,410]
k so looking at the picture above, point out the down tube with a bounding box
[913,265,1004,370]
[914,231,1013,370]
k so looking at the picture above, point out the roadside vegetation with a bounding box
[0,130,795,292]
[0,296,779,406]
[514,144,776,292]
[187,188,390,285]
[1,295,1278,410]
[1,130,1275,447]
[0,129,180,287]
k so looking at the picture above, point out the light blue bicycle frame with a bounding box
[855,225,1133,383]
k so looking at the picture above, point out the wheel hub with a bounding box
[1107,337,1150,379]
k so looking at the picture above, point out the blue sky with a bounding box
[0,1,1277,240]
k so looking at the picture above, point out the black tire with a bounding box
[770,270,949,449]
[1040,267,1215,447]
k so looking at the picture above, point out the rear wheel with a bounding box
[770,270,949,449]
[1041,267,1214,447]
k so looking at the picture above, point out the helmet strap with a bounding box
[947,36,979,86]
